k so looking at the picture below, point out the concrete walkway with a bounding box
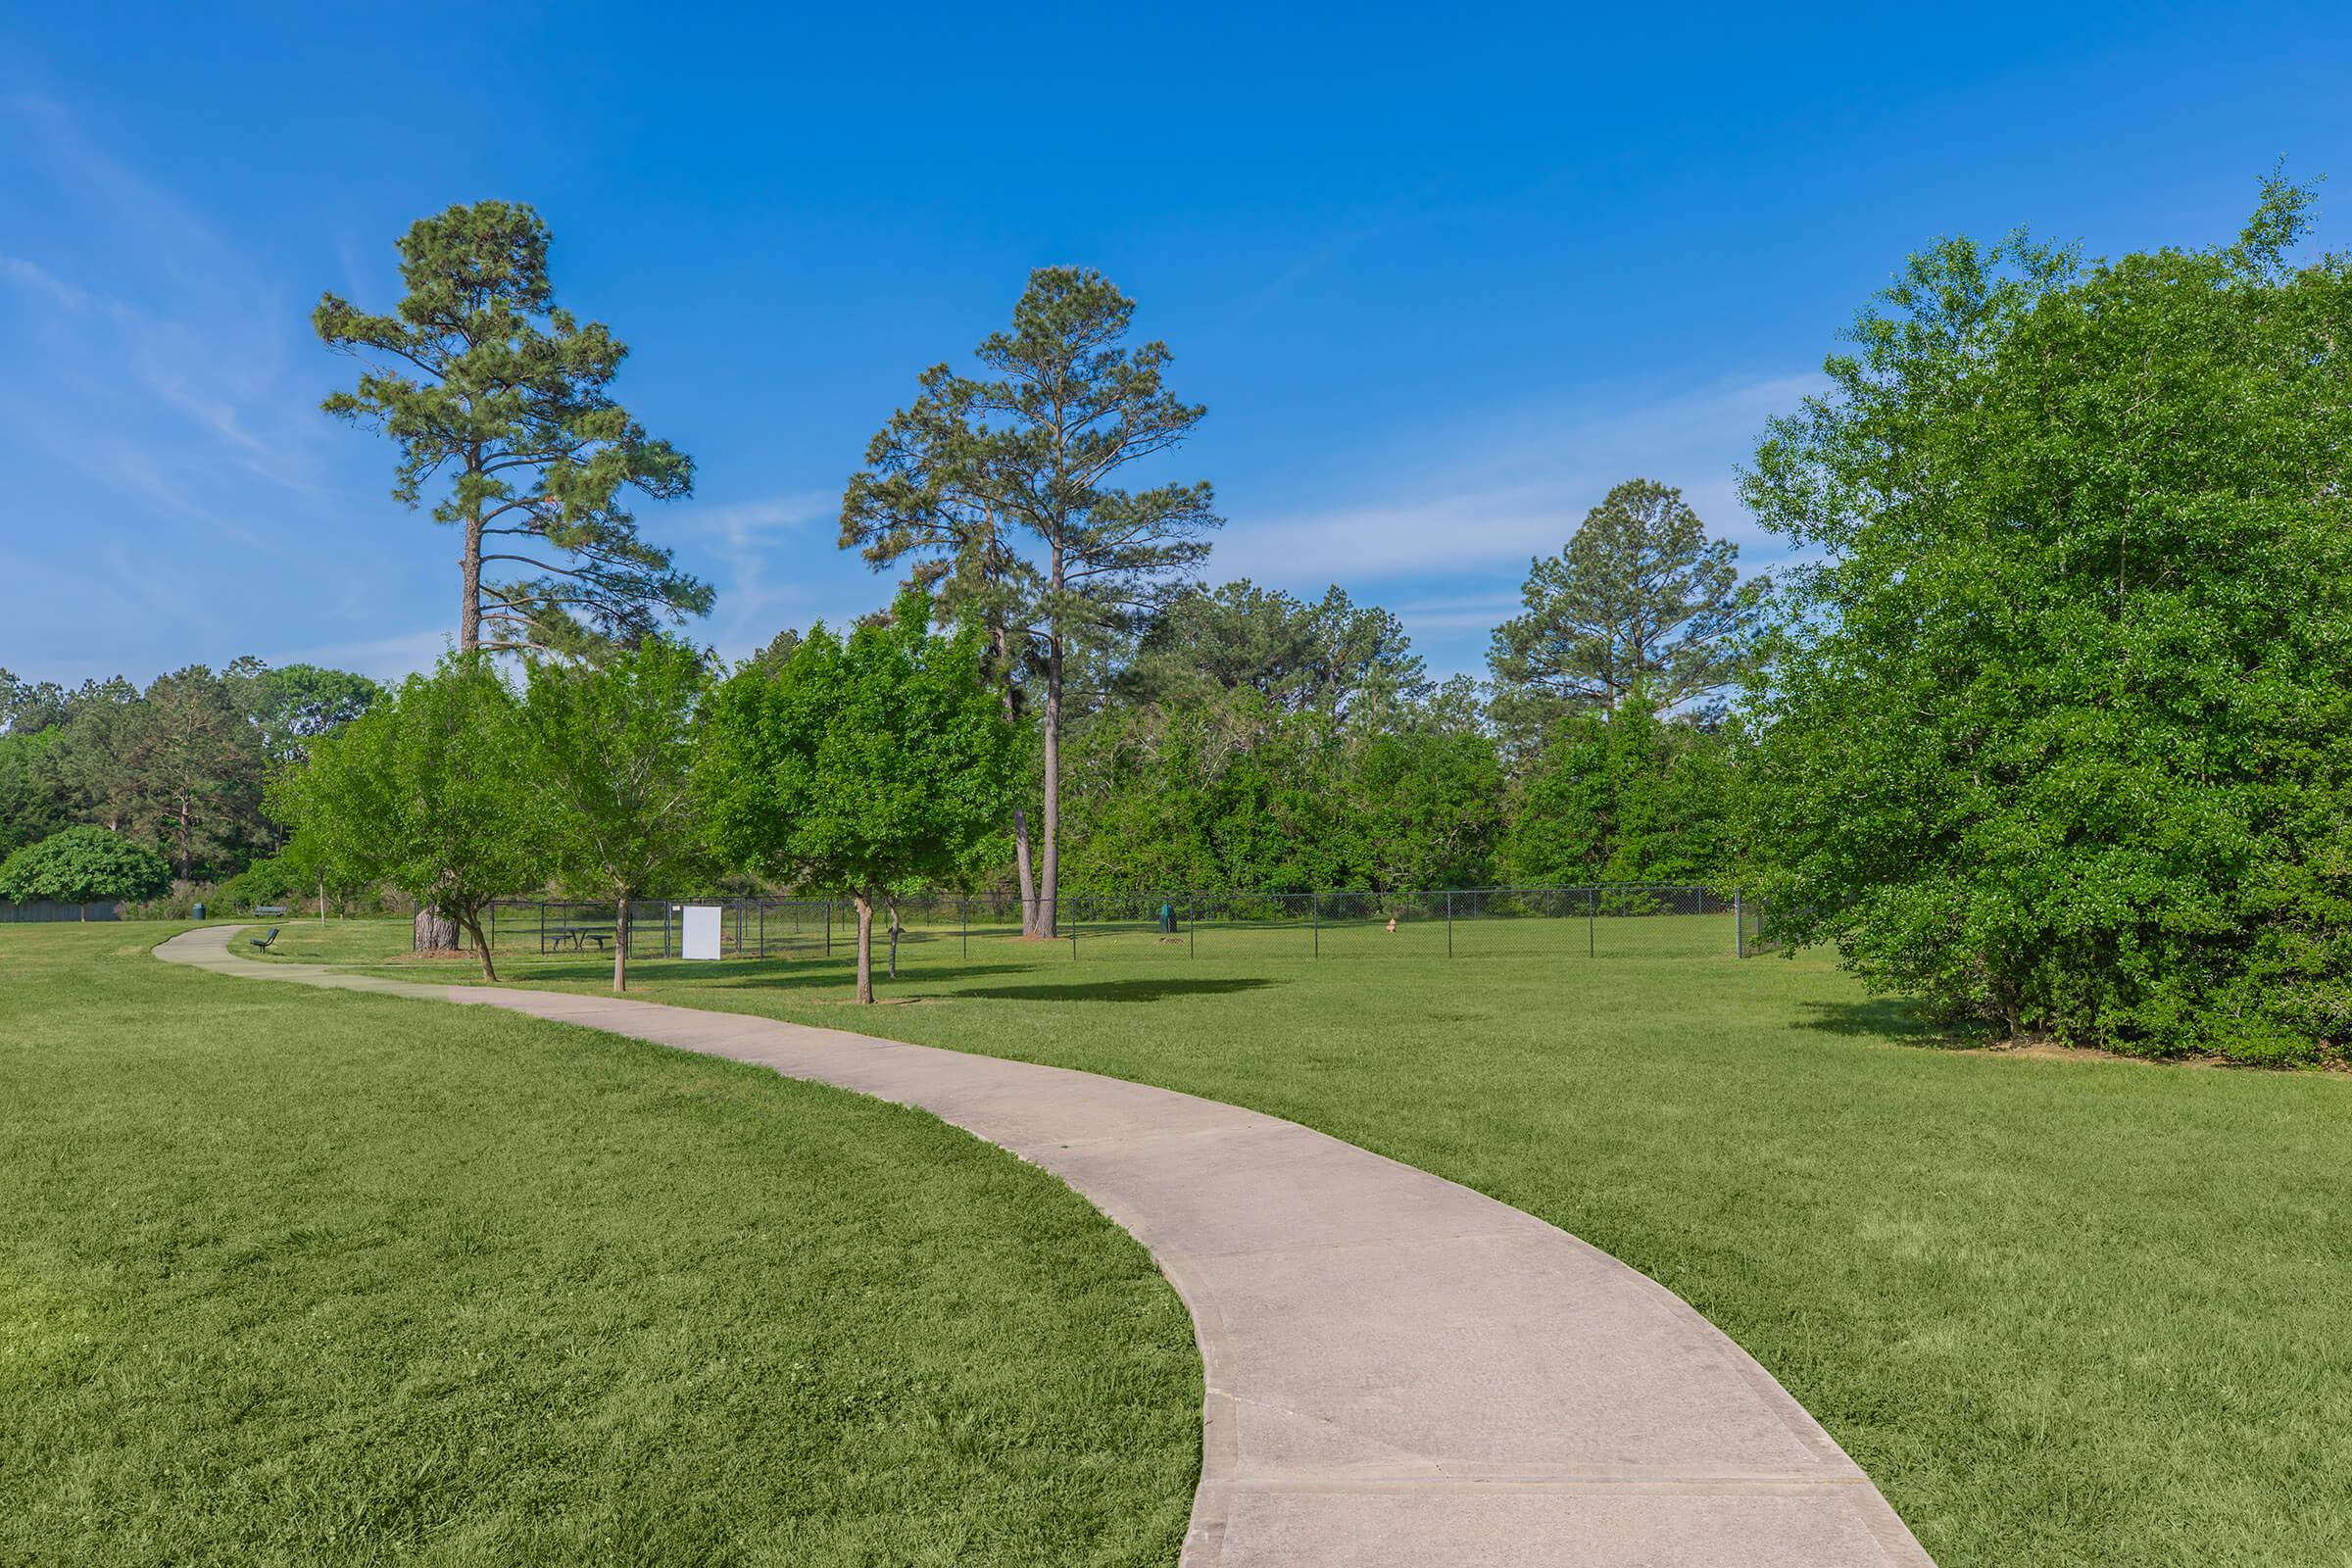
[156,926,1934,1567]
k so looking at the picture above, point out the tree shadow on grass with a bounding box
[505,958,1037,995]
[1794,998,2002,1051]
[956,977,1279,1004]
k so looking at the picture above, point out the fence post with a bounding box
[1189,898,1196,958]
[826,902,833,958]
[1588,886,1595,957]
[961,897,968,959]
[1070,898,1078,961]
[1312,893,1319,959]
[1446,891,1453,957]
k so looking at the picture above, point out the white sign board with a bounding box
[680,904,722,961]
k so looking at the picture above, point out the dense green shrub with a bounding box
[0,826,172,910]
[215,856,302,913]
[1741,179,2352,1063]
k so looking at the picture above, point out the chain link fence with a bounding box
[1735,892,1781,958]
[482,885,1745,964]
[0,900,121,922]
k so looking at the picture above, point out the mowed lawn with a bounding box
[279,910,2352,1568]
[0,924,1199,1568]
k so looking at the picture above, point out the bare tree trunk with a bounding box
[460,458,484,653]
[999,640,1042,937]
[612,897,631,993]
[1038,634,1061,939]
[852,890,875,1003]
[415,907,459,951]
[461,909,498,982]
[1014,811,1039,937]
[886,896,901,979]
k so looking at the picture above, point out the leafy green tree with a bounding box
[1348,727,1505,891]
[1740,176,2352,1062]
[517,637,712,992]
[1121,581,1430,721]
[43,677,143,833]
[0,671,72,735]
[842,269,1219,936]
[842,420,1046,928]
[121,667,268,882]
[272,657,545,977]
[702,590,1014,1002]
[227,661,383,767]
[1490,479,1764,739]
[0,730,69,857]
[1498,694,1738,889]
[316,201,710,657]
[0,826,170,915]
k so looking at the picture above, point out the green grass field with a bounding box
[0,924,1197,1567]
[262,910,2352,1568]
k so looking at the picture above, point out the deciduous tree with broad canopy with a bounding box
[700,590,1015,1003]
[0,826,171,915]
[270,657,546,978]
[1740,175,2352,1062]
[516,636,713,993]
[316,201,710,658]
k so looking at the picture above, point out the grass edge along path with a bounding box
[272,915,2352,1568]
[0,923,1199,1568]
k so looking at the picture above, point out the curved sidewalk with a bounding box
[157,926,1934,1567]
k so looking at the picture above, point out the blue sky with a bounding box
[5,2,2350,686]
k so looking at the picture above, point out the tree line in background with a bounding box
[0,662,380,890]
[6,179,2344,1063]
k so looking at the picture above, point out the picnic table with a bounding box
[542,926,615,953]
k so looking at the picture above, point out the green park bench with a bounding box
[254,905,287,917]
[250,927,280,952]
[542,926,615,953]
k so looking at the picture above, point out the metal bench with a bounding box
[542,926,615,953]
[254,905,287,917]
[250,926,280,952]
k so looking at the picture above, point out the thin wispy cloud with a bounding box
[1213,372,1824,586]
[1194,371,1825,679]
[0,96,366,657]
[272,627,455,682]
[675,489,843,658]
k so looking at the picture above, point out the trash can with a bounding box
[191,902,206,920]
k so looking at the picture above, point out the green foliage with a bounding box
[122,666,269,882]
[0,826,171,906]
[226,660,382,767]
[317,201,709,656]
[1118,581,1430,720]
[843,268,1220,934]
[1500,695,1737,888]
[1060,686,1505,894]
[214,855,302,913]
[0,730,69,858]
[1490,478,1764,740]
[0,660,377,882]
[701,590,1015,998]
[1740,176,2352,1062]
[271,657,545,975]
[516,636,714,989]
